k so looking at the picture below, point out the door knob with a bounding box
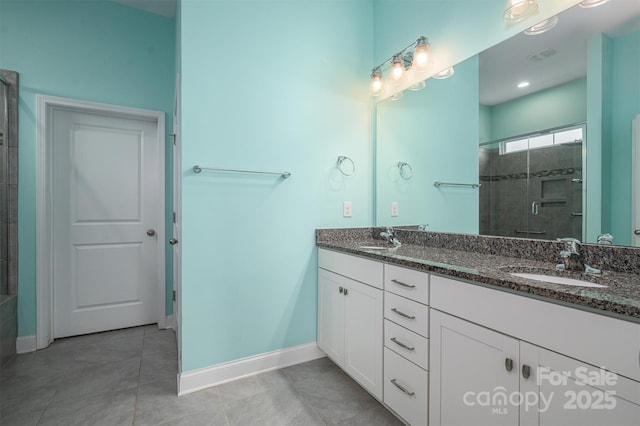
[635,230,640,236]
[169,238,178,245]
[146,229,156,236]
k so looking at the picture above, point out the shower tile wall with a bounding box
[480,143,582,241]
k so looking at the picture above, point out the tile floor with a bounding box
[0,325,403,425]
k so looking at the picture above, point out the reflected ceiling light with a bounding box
[517,81,530,88]
[409,80,426,91]
[503,0,539,23]
[389,91,403,101]
[370,68,383,97]
[578,0,609,8]
[524,15,559,35]
[432,66,455,79]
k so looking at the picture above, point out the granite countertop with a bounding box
[317,238,640,324]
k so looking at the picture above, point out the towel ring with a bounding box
[398,162,413,180]
[337,156,355,176]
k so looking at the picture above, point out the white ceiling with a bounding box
[480,0,640,106]
[112,0,176,18]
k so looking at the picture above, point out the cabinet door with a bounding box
[430,310,520,426]
[344,277,383,400]
[317,268,345,365]
[520,342,640,426]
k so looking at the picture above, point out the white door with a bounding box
[52,107,161,338]
[430,310,520,426]
[344,277,383,400]
[172,74,182,371]
[520,341,640,426]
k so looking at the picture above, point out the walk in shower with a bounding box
[479,125,584,241]
[0,69,19,367]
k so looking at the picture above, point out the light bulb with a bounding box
[390,54,405,84]
[503,0,538,23]
[370,69,383,96]
[412,37,430,72]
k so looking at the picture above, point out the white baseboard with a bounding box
[164,315,175,329]
[16,335,37,353]
[178,342,325,396]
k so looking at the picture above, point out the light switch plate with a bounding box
[391,201,399,217]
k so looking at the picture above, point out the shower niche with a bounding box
[479,125,583,241]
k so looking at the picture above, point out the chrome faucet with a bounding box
[380,226,401,248]
[556,237,601,274]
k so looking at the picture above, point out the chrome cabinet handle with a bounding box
[391,279,416,289]
[146,229,156,236]
[390,379,415,396]
[505,358,513,372]
[391,337,415,351]
[339,287,344,294]
[522,364,531,379]
[391,308,416,320]
[169,238,178,245]
[344,288,348,296]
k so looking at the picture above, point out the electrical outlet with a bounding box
[391,201,399,217]
[343,201,353,217]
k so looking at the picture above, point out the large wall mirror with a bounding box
[375,0,640,247]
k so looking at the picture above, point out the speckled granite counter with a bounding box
[316,228,640,324]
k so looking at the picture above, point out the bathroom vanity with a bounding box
[316,228,640,425]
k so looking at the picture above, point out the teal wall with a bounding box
[608,30,640,246]
[376,55,479,232]
[0,0,175,336]
[486,78,587,142]
[179,0,373,372]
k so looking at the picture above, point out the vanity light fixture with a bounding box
[432,66,455,80]
[517,81,531,88]
[409,80,426,91]
[368,36,431,96]
[578,0,609,8]
[503,0,539,23]
[524,15,559,35]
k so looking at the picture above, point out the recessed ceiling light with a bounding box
[517,81,530,88]
[524,15,559,36]
[578,0,609,8]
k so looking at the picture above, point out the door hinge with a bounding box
[173,212,176,223]
[172,290,176,301]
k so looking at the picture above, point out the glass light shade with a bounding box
[409,80,426,91]
[578,0,609,7]
[370,70,383,96]
[389,91,403,101]
[503,0,539,23]
[390,55,405,84]
[412,37,430,72]
[524,15,558,35]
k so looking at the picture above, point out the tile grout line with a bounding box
[131,334,145,426]
[215,386,232,426]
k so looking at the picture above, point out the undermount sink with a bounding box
[500,266,609,288]
[359,245,394,251]
[509,272,608,288]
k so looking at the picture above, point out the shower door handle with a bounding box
[531,201,539,216]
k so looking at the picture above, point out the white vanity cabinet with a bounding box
[317,249,383,400]
[430,274,640,426]
[383,264,430,426]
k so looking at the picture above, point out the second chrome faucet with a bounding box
[556,237,601,275]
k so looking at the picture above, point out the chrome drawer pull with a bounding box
[391,279,416,289]
[391,308,416,320]
[391,337,415,351]
[391,379,415,396]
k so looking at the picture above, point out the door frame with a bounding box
[35,95,166,350]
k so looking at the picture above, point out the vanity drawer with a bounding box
[385,292,429,337]
[318,248,383,289]
[384,347,428,426]
[384,319,428,370]
[384,264,429,305]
